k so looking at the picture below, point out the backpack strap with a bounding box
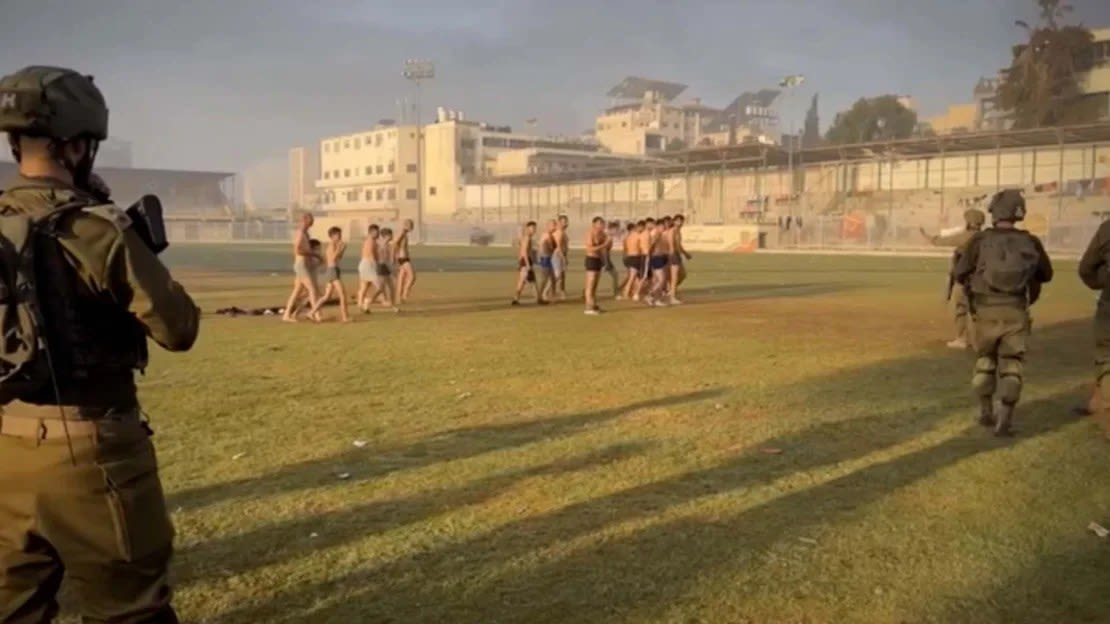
[81,204,132,231]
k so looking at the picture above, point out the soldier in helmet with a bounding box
[921,208,987,349]
[953,189,1053,437]
[0,66,198,622]
[1076,217,1110,440]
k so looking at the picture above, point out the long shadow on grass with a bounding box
[168,389,724,512]
[202,319,1094,624]
[175,442,649,587]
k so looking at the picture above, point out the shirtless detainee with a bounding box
[636,217,657,302]
[395,219,416,303]
[646,217,672,307]
[621,220,644,300]
[603,220,621,299]
[552,214,570,300]
[583,216,609,315]
[667,214,693,305]
[376,227,399,310]
[282,213,325,322]
[357,224,383,313]
[537,219,558,302]
[316,226,351,322]
[513,221,542,305]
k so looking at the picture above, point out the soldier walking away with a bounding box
[0,66,199,623]
[921,209,986,349]
[953,189,1052,437]
[1076,216,1110,440]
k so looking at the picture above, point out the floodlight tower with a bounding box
[403,59,435,243]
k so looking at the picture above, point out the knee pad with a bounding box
[997,374,1023,405]
[972,357,997,396]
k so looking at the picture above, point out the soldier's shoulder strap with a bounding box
[80,203,132,231]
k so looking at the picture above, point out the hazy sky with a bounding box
[2,0,1109,175]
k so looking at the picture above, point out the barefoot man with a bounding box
[621,220,644,300]
[583,216,609,315]
[357,224,383,313]
[667,214,693,304]
[537,219,558,303]
[553,214,570,300]
[317,226,351,322]
[604,220,622,298]
[513,221,542,305]
[282,213,325,322]
[395,218,417,303]
[646,217,672,306]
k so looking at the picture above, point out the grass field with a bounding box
[90,244,1110,623]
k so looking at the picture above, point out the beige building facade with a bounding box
[594,92,719,155]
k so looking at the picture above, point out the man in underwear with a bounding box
[282,212,325,322]
[376,227,399,310]
[395,218,417,303]
[357,224,383,313]
[513,221,543,305]
[635,218,656,302]
[603,220,622,299]
[646,217,672,306]
[621,220,645,300]
[537,219,558,302]
[316,226,351,322]
[583,216,610,315]
[552,214,570,300]
[667,214,693,305]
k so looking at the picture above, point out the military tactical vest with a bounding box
[0,187,146,406]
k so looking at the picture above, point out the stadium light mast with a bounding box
[403,59,435,244]
[778,74,805,207]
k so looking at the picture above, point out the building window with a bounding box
[376,189,384,200]
[429,186,437,196]
[406,164,417,173]
[333,170,339,178]
[405,189,417,199]
[344,169,350,177]
[375,164,384,174]
[410,132,416,139]
[388,188,396,200]
[365,190,372,200]
[388,162,395,173]
[366,136,372,146]
[621,122,628,128]
[365,166,372,175]
[375,134,383,146]
[324,171,330,179]
[324,144,331,152]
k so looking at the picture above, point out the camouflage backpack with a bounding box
[977,230,1041,297]
[0,196,85,403]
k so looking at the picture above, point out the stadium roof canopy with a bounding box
[0,161,234,183]
[606,76,687,101]
[488,122,1110,185]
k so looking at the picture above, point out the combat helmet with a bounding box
[987,189,1026,223]
[0,66,108,143]
[963,208,986,228]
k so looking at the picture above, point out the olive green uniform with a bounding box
[929,228,977,345]
[953,227,1052,428]
[0,179,198,623]
[1077,220,1110,433]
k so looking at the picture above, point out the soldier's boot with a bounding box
[994,403,1015,437]
[978,397,996,427]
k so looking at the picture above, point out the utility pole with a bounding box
[778,74,805,213]
[403,59,434,244]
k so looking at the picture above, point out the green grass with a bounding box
[92,244,1110,622]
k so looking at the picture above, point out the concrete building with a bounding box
[929,26,1109,135]
[314,111,604,222]
[491,147,659,176]
[594,77,724,155]
[287,146,321,214]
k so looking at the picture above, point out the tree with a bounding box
[824,95,918,144]
[802,93,821,147]
[996,0,1097,128]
